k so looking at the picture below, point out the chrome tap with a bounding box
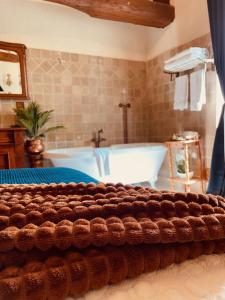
[91,129,106,148]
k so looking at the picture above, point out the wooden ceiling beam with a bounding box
[154,0,171,4]
[45,0,175,28]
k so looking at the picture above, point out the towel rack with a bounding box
[164,60,215,82]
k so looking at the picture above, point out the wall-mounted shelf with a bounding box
[163,47,214,81]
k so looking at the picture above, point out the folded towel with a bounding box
[95,147,110,177]
[174,75,189,111]
[190,69,206,111]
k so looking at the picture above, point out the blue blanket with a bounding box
[0,168,99,184]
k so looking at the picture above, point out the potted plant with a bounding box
[175,150,194,179]
[14,101,64,155]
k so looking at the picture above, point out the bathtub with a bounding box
[44,147,99,179]
[108,143,167,186]
[44,143,167,186]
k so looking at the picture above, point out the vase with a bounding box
[25,139,44,155]
[177,171,194,179]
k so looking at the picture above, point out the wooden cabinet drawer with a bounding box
[0,128,25,169]
[0,152,10,169]
[0,148,16,169]
[0,130,13,144]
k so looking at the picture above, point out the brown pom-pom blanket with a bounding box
[0,182,225,299]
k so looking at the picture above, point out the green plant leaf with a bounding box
[176,160,186,174]
[37,111,53,129]
[38,126,64,137]
[13,101,64,139]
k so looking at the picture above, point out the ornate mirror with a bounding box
[0,41,29,100]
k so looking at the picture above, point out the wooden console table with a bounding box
[0,128,26,169]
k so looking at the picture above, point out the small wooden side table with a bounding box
[28,154,51,168]
[165,139,204,193]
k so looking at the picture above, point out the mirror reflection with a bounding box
[0,49,22,94]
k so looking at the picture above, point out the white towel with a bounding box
[190,69,206,111]
[95,147,110,177]
[174,75,189,110]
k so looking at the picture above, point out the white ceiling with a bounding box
[0,0,209,61]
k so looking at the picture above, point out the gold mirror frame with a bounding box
[0,41,29,100]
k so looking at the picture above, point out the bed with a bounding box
[1,172,225,300]
[0,167,99,184]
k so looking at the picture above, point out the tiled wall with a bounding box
[0,34,217,174]
[0,49,146,149]
[145,33,217,170]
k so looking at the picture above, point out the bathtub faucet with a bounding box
[91,129,106,148]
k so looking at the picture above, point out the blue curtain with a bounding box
[207,0,225,195]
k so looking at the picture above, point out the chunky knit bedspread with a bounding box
[0,182,225,299]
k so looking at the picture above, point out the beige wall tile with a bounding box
[0,33,215,180]
[146,33,215,170]
[0,49,147,149]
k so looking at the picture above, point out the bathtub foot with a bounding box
[149,181,156,189]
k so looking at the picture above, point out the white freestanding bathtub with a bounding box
[44,147,99,179]
[44,143,167,186]
[108,143,167,186]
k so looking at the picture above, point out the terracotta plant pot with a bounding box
[25,139,44,155]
